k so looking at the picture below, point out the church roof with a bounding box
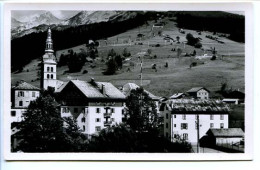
[12,81,40,91]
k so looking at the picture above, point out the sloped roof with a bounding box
[187,87,210,93]
[208,128,244,137]
[122,83,160,100]
[12,81,40,91]
[169,99,230,113]
[170,93,184,99]
[60,80,125,99]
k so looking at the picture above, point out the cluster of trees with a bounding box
[12,87,192,153]
[59,49,87,72]
[186,33,202,48]
[103,49,127,75]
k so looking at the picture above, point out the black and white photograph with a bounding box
[3,3,253,160]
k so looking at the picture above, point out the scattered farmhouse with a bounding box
[186,87,210,100]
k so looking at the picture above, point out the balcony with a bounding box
[104,121,112,126]
[104,112,112,117]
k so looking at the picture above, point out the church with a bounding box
[11,27,126,138]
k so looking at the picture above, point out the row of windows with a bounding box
[198,92,207,95]
[168,123,225,129]
[18,101,29,106]
[17,91,36,97]
[46,74,54,79]
[62,107,119,114]
[47,67,54,72]
[81,117,115,123]
[165,133,189,140]
[169,114,225,120]
[46,44,53,49]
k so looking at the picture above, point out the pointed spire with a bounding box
[45,27,54,53]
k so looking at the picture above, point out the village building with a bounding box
[186,87,210,100]
[56,79,126,138]
[161,99,230,144]
[203,128,244,147]
[11,81,40,123]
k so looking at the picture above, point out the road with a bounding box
[192,145,226,153]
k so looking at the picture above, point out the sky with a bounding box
[12,10,79,22]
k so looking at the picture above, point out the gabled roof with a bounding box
[122,83,160,100]
[60,80,125,99]
[12,81,40,91]
[207,128,244,137]
[187,87,210,93]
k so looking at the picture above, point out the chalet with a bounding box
[57,78,126,138]
[161,99,230,144]
[186,87,210,100]
[11,80,40,123]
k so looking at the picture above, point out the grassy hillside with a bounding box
[12,18,245,98]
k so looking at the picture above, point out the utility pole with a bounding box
[196,114,200,153]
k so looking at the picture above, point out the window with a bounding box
[174,115,176,118]
[51,74,53,79]
[174,124,176,128]
[74,108,78,113]
[82,117,86,123]
[210,123,214,128]
[166,123,168,129]
[62,108,66,113]
[19,101,23,106]
[122,109,124,115]
[166,113,168,119]
[182,114,186,120]
[95,126,101,132]
[96,108,100,113]
[220,114,224,120]
[220,123,224,129]
[32,91,35,97]
[96,118,100,122]
[47,67,50,72]
[18,91,24,97]
[82,125,85,131]
[51,67,53,72]
[111,118,115,121]
[174,134,177,138]
[11,111,16,117]
[47,74,49,79]
[181,123,188,130]
[210,115,214,120]
[183,133,188,140]
[166,132,169,138]
[111,108,115,113]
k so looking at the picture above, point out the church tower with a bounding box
[40,27,57,91]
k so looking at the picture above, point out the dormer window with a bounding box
[18,91,24,97]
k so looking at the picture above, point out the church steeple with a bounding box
[45,27,54,53]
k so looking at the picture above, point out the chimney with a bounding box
[90,77,95,83]
[101,84,106,95]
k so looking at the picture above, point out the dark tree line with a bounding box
[175,11,245,43]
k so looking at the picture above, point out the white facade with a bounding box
[13,90,40,108]
[197,89,209,100]
[61,103,124,136]
[10,108,26,123]
[164,113,228,144]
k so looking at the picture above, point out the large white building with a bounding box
[161,99,230,144]
[56,79,126,137]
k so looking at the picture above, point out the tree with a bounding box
[147,49,152,57]
[107,49,117,59]
[176,47,182,58]
[103,57,117,75]
[13,94,87,152]
[122,48,131,58]
[115,55,123,69]
[176,36,180,43]
[125,87,159,133]
[186,33,200,46]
